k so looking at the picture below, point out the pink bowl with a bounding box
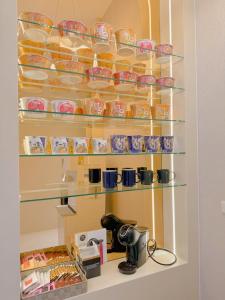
[136,39,155,60]
[58,20,89,47]
[155,44,173,64]
[157,77,175,88]
[86,67,112,89]
[113,71,137,91]
[137,75,156,93]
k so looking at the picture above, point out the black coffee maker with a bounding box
[101,214,137,253]
[117,224,149,274]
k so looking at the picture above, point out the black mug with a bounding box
[89,168,101,183]
[103,170,122,189]
[137,167,147,182]
[141,170,155,185]
[122,168,140,187]
[157,169,176,184]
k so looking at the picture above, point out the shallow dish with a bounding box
[55,60,84,85]
[19,12,53,42]
[86,67,112,89]
[19,54,51,81]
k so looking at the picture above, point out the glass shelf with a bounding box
[20,152,185,158]
[19,79,160,102]
[18,64,185,97]
[20,182,186,203]
[17,19,184,68]
[19,109,185,128]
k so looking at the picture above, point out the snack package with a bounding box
[50,137,69,154]
[91,138,108,154]
[23,136,47,155]
[84,98,105,116]
[70,137,89,154]
[105,101,127,117]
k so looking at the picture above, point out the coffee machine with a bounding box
[101,214,137,253]
[117,224,149,274]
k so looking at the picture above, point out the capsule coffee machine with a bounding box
[117,224,149,274]
[101,214,137,253]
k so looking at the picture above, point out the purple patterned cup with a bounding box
[160,136,174,153]
[127,135,144,153]
[144,136,161,153]
[110,135,128,153]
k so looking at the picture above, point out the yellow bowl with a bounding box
[19,39,46,56]
[47,43,73,61]
[115,59,131,72]
[76,48,94,70]
[97,53,114,70]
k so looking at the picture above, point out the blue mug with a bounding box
[103,170,122,189]
[122,168,140,187]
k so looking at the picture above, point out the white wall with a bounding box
[0,0,20,299]
[197,1,225,300]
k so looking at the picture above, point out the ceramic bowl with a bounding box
[136,39,155,61]
[19,97,48,118]
[137,75,156,93]
[92,22,114,53]
[113,71,137,91]
[55,60,84,85]
[76,48,94,70]
[19,12,53,42]
[19,54,51,81]
[86,67,112,89]
[130,103,151,118]
[157,76,175,88]
[84,98,105,116]
[105,101,127,117]
[155,44,173,64]
[115,60,131,72]
[47,43,73,61]
[115,28,136,56]
[58,20,89,47]
[132,63,146,75]
[97,53,114,70]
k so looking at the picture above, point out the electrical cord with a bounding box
[147,239,177,266]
